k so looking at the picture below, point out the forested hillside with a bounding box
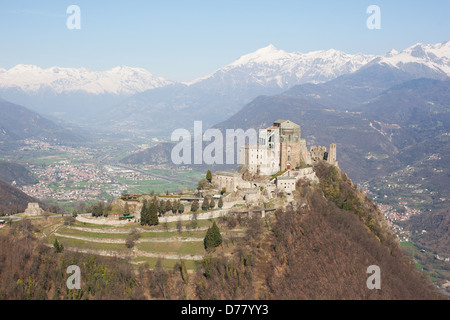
[0,163,444,300]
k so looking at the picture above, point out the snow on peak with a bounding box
[230,44,291,67]
[0,65,173,95]
[9,64,43,73]
[385,49,399,57]
[254,44,282,55]
[2,41,448,95]
[378,41,450,76]
[188,45,377,88]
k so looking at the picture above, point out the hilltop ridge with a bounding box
[195,162,444,299]
[0,162,445,300]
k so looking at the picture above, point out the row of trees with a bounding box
[142,198,185,216]
[191,196,223,213]
[89,201,116,218]
[126,195,223,218]
[88,196,223,224]
[89,198,187,219]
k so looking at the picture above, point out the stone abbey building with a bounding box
[212,119,338,199]
[239,119,337,175]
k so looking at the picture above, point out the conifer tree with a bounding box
[172,200,178,213]
[165,200,172,214]
[204,226,213,250]
[218,196,223,209]
[202,197,209,211]
[204,221,222,251]
[209,198,215,209]
[211,221,222,247]
[206,170,212,182]
[53,238,64,253]
[157,199,165,216]
[140,202,148,226]
[148,200,159,226]
[191,200,199,212]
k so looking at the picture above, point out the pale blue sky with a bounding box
[0,0,449,82]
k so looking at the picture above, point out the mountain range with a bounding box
[1,41,449,188]
[1,41,448,131]
[215,76,450,179]
[0,65,172,95]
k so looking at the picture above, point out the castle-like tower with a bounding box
[328,143,337,165]
[240,120,337,175]
[274,120,302,171]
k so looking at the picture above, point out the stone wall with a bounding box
[309,145,327,164]
[212,171,252,193]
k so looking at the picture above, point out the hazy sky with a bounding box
[0,0,449,82]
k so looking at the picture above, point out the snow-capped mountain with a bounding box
[0,45,376,96]
[0,65,173,95]
[0,41,448,132]
[188,44,377,88]
[1,41,449,97]
[368,41,450,79]
[102,41,450,135]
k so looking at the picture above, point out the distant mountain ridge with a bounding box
[0,98,84,144]
[0,178,37,215]
[0,65,174,121]
[1,41,448,96]
[368,41,450,79]
[213,77,450,191]
[0,65,172,95]
[102,41,450,134]
[0,46,376,96]
[0,41,448,132]
[187,44,376,88]
[0,160,37,187]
